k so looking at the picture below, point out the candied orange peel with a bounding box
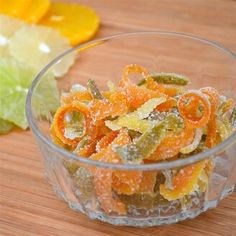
[52,102,92,147]
[160,161,206,201]
[51,64,235,213]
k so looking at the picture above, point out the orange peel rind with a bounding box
[160,161,206,201]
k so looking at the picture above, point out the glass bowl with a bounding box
[26,32,236,227]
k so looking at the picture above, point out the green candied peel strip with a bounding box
[115,114,181,163]
[138,73,189,86]
[87,79,104,100]
[105,97,167,133]
[0,118,15,134]
[230,107,236,127]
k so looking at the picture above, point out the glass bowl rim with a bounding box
[26,31,236,170]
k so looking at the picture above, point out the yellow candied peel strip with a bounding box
[160,161,206,201]
[105,97,166,133]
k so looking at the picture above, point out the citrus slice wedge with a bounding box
[23,0,50,23]
[40,2,100,46]
[0,15,25,56]
[8,25,75,77]
[0,0,31,18]
[0,58,59,129]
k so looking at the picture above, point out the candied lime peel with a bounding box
[139,72,190,86]
[115,114,181,163]
[87,79,104,100]
[0,58,59,129]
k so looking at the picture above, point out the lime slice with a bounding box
[0,58,59,129]
[0,15,25,56]
[8,25,75,77]
[0,118,14,134]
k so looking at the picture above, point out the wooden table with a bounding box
[1,0,236,235]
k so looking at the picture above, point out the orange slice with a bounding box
[23,0,50,23]
[160,161,206,201]
[0,0,31,18]
[39,2,100,46]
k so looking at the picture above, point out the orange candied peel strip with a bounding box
[112,170,142,195]
[77,139,98,157]
[147,126,195,161]
[96,131,119,152]
[155,97,177,112]
[90,129,131,214]
[146,77,182,97]
[61,90,93,104]
[119,64,149,88]
[95,130,143,196]
[146,77,165,93]
[137,171,157,194]
[200,87,220,148]
[124,85,162,109]
[52,102,92,147]
[160,161,206,201]
[91,92,129,120]
[178,90,211,129]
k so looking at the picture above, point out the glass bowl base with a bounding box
[52,184,235,227]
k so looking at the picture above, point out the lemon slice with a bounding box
[23,0,50,23]
[39,2,100,46]
[8,25,75,77]
[0,15,25,56]
[0,0,31,18]
[0,58,59,129]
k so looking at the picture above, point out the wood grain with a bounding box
[1,0,236,235]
